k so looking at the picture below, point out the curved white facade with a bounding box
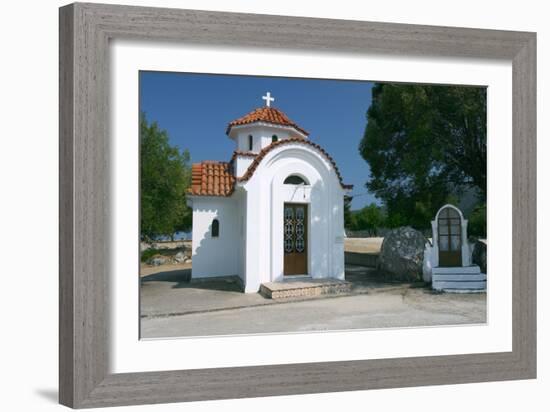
[240,143,346,292]
[188,108,349,293]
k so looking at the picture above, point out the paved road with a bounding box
[141,288,486,339]
[140,264,402,318]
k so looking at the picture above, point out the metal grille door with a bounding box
[283,203,308,275]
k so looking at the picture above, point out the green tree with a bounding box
[140,114,192,240]
[468,203,487,238]
[351,203,386,235]
[343,195,354,229]
[359,83,486,229]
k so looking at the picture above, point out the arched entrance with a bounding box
[437,206,462,267]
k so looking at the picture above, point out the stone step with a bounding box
[438,288,487,294]
[431,265,485,292]
[432,280,486,291]
[260,278,352,300]
[432,273,487,282]
[432,265,482,274]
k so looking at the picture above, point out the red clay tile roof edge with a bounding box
[237,138,353,190]
[187,161,236,197]
[229,150,257,163]
[188,139,353,197]
[226,107,309,137]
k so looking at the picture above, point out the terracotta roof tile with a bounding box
[187,161,235,197]
[237,138,353,190]
[226,107,309,136]
[188,139,353,198]
[228,150,259,164]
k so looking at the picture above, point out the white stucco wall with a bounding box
[234,155,254,177]
[188,195,244,279]
[231,124,302,153]
[240,143,346,293]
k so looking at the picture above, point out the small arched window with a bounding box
[272,135,278,143]
[284,175,308,185]
[211,219,219,238]
[248,135,253,151]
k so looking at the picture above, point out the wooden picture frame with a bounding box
[59,2,536,408]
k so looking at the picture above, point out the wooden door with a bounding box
[438,207,462,267]
[283,203,308,275]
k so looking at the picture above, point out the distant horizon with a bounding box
[139,71,380,209]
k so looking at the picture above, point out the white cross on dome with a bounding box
[262,92,274,107]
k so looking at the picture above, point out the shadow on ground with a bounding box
[140,264,419,295]
[139,263,432,320]
[139,261,485,338]
[141,268,191,284]
[35,389,58,404]
[140,269,245,292]
[344,264,427,292]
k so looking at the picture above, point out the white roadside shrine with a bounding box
[424,204,486,292]
[186,93,353,293]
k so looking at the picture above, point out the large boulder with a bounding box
[472,240,487,274]
[378,226,427,282]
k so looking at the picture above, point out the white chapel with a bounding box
[187,93,353,293]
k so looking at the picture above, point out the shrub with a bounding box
[468,203,487,238]
[141,248,161,262]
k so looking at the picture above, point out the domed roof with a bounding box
[226,106,309,137]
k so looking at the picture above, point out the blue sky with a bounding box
[139,71,378,209]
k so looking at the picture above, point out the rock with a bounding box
[174,251,186,263]
[472,240,487,274]
[147,256,169,266]
[378,226,427,282]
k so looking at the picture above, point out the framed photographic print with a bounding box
[59,2,536,408]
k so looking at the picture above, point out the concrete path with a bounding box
[141,288,486,338]
[140,264,407,318]
[141,272,271,317]
[139,263,486,339]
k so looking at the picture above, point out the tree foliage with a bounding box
[359,83,486,229]
[468,203,487,238]
[354,204,386,235]
[343,195,354,228]
[140,114,192,240]
[346,203,386,235]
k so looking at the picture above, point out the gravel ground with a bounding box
[140,263,486,339]
[141,288,486,338]
[344,237,384,253]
